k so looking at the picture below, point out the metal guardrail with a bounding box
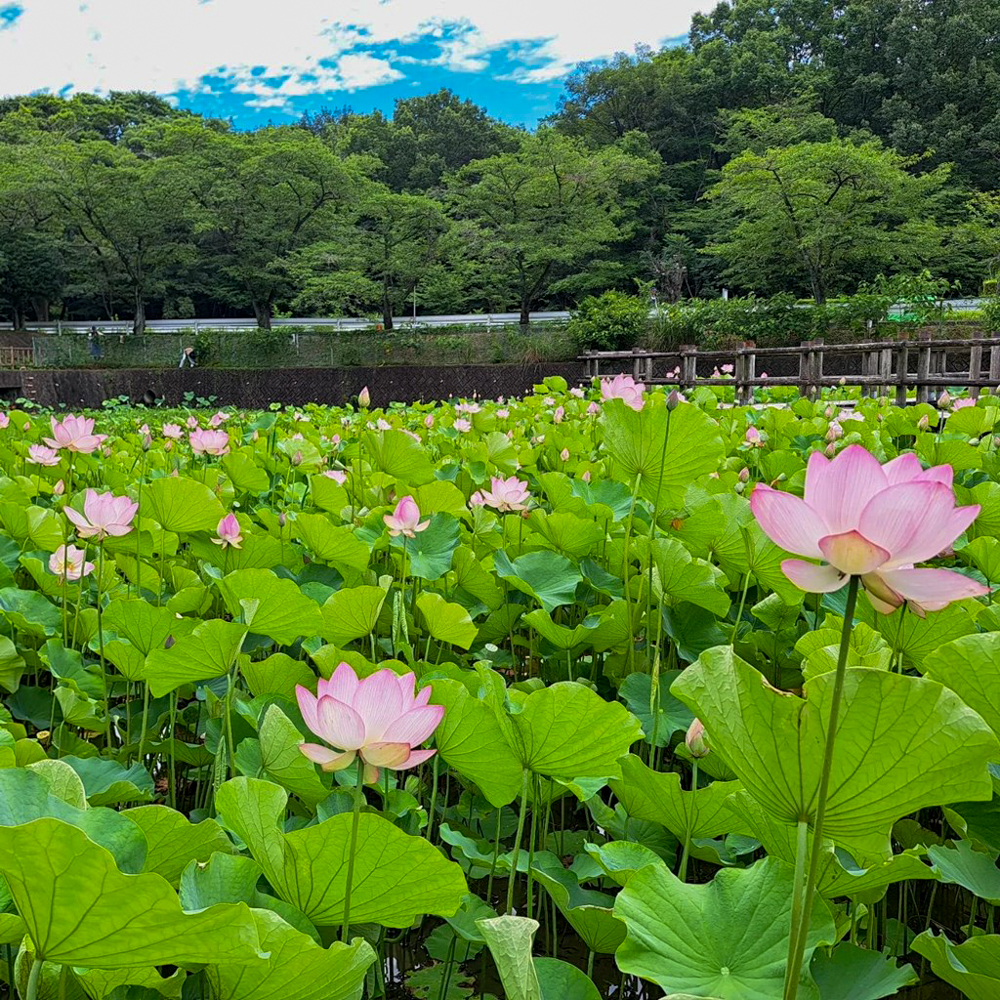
[0,299,989,334]
[0,312,573,334]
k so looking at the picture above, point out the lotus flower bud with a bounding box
[53,480,65,496]
[686,719,709,758]
[969,437,981,447]
[825,443,836,457]
[667,389,683,411]
[825,406,835,419]
[739,467,750,483]
[291,451,302,466]
[917,415,930,432]
[277,512,287,528]
[164,440,173,452]
[358,386,371,409]
[142,434,152,452]
[560,448,570,461]
[938,390,952,410]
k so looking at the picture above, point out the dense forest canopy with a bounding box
[1,0,999,330]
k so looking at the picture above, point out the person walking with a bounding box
[87,326,103,360]
[178,345,197,369]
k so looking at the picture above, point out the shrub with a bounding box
[568,291,649,351]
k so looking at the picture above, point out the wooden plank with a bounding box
[969,344,984,400]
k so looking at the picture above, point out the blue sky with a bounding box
[0,1,703,128]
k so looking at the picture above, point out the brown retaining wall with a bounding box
[19,363,590,409]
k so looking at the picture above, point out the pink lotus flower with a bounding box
[65,490,138,540]
[570,387,585,398]
[27,444,61,467]
[189,429,230,456]
[751,445,988,616]
[587,402,600,416]
[44,414,106,455]
[324,469,348,484]
[162,423,183,439]
[0,413,8,429]
[721,364,734,375]
[296,663,443,783]
[213,513,243,549]
[497,409,510,419]
[600,374,645,411]
[383,496,430,538]
[469,491,486,507]
[760,372,769,380]
[186,416,199,430]
[745,425,763,446]
[454,418,472,433]
[48,544,94,581]
[553,406,565,423]
[479,476,530,513]
[952,398,976,410]
[209,411,231,427]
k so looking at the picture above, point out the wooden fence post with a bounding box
[989,345,1000,396]
[810,338,824,401]
[680,345,697,389]
[632,347,642,381]
[969,343,984,400]
[895,340,910,407]
[916,331,932,404]
[798,341,812,399]
[879,347,892,397]
[644,354,654,383]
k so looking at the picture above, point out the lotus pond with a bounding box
[1,376,1000,1000]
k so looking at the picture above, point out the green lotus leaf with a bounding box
[242,652,317,701]
[795,616,892,679]
[103,598,179,654]
[530,852,625,954]
[145,619,248,697]
[0,765,146,873]
[810,943,917,1000]
[390,513,459,581]
[73,965,185,999]
[535,958,602,1000]
[651,538,731,616]
[254,704,330,806]
[207,908,375,1000]
[863,602,976,671]
[321,585,388,646]
[609,755,745,842]
[600,397,724,509]
[509,682,643,780]
[924,632,1000,737]
[618,672,693,746]
[0,635,26,692]
[144,475,227,533]
[61,756,155,806]
[294,514,371,573]
[614,856,835,1000]
[529,511,605,561]
[364,428,436,485]
[912,931,1000,1000]
[451,545,504,611]
[672,646,998,863]
[417,591,478,650]
[218,569,323,645]
[222,450,271,493]
[216,777,467,928]
[428,678,523,807]
[494,550,583,614]
[0,817,262,967]
[927,840,1000,904]
[0,586,62,638]
[476,916,540,1000]
[123,804,235,886]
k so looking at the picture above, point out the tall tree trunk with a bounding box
[133,288,146,335]
[519,300,531,327]
[11,305,24,331]
[382,287,394,331]
[32,298,50,322]
[252,299,273,331]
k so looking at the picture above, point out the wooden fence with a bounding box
[0,347,33,369]
[581,333,1000,406]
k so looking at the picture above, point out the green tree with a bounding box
[158,123,367,329]
[706,137,951,303]
[448,130,656,325]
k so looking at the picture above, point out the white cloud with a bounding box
[0,0,706,110]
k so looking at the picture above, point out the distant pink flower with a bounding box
[826,422,843,442]
[454,418,472,433]
[496,409,510,419]
[28,444,61,467]
[376,418,392,431]
[760,372,769,380]
[469,491,486,507]
[479,476,530,513]
[383,496,429,539]
[455,402,481,415]
[587,402,600,416]
[49,544,94,581]
[53,480,65,496]
[424,415,435,428]
[543,396,555,406]
[213,513,243,549]
[570,387,585,398]
[324,469,348,484]
[45,414,106,455]
[297,663,443,783]
[952,398,976,410]
[601,374,645,411]
[186,416,199,430]
[560,448,570,461]
[751,445,987,616]
[582,470,591,482]
[189,429,230,456]
[162,423,183,439]
[65,490,138,540]
[745,425,763,446]
[553,406,565,423]
[721,364,734,375]
[0,413,8,429]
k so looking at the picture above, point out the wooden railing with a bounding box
[0,347,33,369]
[581,333,1000,405]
